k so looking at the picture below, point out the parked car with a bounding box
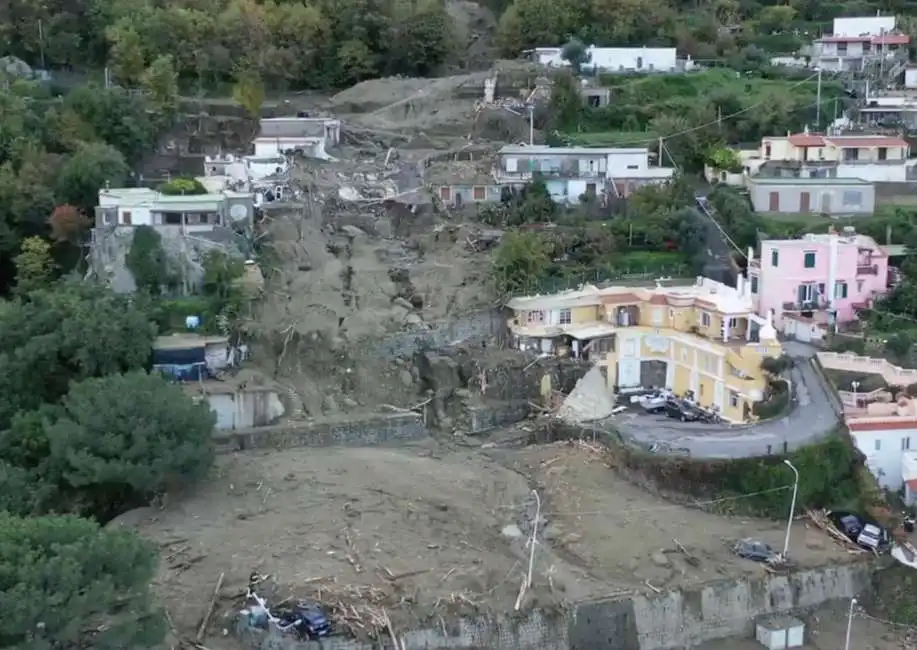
[733,538,778,563]
[829,511,890,553]
[664,398,701,422]
[631,389,673,413]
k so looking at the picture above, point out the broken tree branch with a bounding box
[196,572,224,642]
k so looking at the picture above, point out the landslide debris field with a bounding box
[117,437,855,646]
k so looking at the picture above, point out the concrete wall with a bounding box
[373,308,508,358]
[212,412,426,452]
[237,562,871,650]
[208,389,285,430]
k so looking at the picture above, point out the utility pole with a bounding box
[38,19,46,70]
[658,137,663,164]
[815,67,822,130]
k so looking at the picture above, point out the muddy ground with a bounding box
[113,436,859,648]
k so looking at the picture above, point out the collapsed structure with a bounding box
[506,276,782,423]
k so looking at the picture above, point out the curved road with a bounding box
[612,342,841,458]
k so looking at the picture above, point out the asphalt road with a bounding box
[611,341,841,459]
[695,194,736,286]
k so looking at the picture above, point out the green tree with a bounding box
[13,236,56,294]
[34,371,215,518]
[126,226,173,295]
[0,281,155,429]
[561,37,591,74]
[0,512,165,650]
[141,54,180,115]
[232,68,265,119]
[56,142,129,213]
[491,231,552,297]
[107,24,147,85]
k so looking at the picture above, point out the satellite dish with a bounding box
[229,204,248,221]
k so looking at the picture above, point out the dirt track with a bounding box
[113,436,859,646]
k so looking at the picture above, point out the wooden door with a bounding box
[800,191,811,212]
[768,191,780,211]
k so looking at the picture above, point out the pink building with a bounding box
[748,229,890,337]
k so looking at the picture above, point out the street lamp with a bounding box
[851,381,860,408]
[844,597,858,650]
[782,459,799,559]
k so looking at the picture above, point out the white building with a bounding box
[203,153,292,206]
[530,46,687,73]
[849,416,917,493]
[95,187,255,232]
[494,145,674,202]
[255,116,341,160]
[812,16,909,72]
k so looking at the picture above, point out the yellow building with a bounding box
[506,276,782,423]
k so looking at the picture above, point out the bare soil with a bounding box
[489,442,857,591]
[114,437,860,647]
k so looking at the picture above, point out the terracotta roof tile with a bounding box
[600,292,639,304]
[849,419,917,432]
[649,294,668,305]
[828,136,909,148]
[788,133,827,147]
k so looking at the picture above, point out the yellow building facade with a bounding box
[506,277,782,423]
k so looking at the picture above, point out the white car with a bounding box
[631,390,673,413]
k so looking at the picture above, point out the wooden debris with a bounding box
[807,510,866,553]
[341,528,364,573]
[672,537,701,567]
[645,579,662,594]
[196,572,224,642]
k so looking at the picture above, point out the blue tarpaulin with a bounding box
[154,362,208,382]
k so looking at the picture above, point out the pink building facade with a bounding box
[748,231,890,331]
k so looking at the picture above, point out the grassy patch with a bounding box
[611,250,686,273]
[823,369,888,393]
[563,130,657,147]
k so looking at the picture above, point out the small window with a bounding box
[751,276,759,293]
[842,190,862,207]
[835,281,848,299]
[803,251,816,268]
[771,249,779,267]
[472,186,486,201]
[439,186,451,200]
[903,437,911,451]
[701,312,711,327]
[558,309,572,325]
[626,164,639,170]
[875,439,881,451]
[122,210,132,225]
[526,310,545,323]
[729,391,739,408]
[669,309,675,320]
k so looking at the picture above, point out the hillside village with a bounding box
[11,4,917,650]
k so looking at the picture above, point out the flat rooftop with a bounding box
[748,177,872,186]
[153,334,229,350]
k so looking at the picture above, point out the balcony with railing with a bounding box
[857,264,879,275]
[783,297,829,311]
[494,156,609,182]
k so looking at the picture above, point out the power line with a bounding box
[495,484,792,517]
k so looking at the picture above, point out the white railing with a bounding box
[817,351,917,386]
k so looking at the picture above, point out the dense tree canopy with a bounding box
[0,281,155,428]
[0,512,165,650]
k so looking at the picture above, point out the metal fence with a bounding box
[526,265,691,295]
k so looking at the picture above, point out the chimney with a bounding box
[736,272,745,296]
[747,246,754,262]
